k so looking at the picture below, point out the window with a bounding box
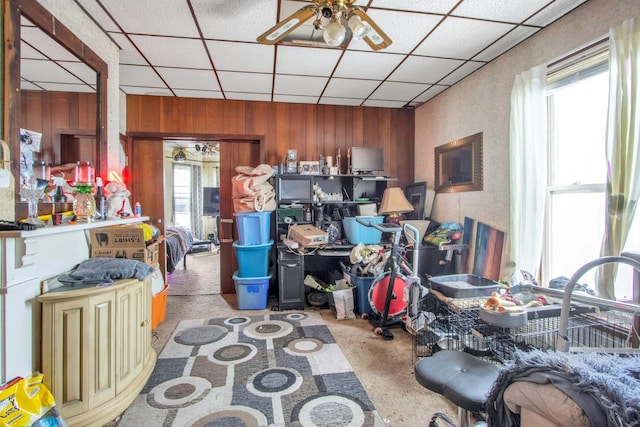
[173,164,192,229]
[543,45,640,299]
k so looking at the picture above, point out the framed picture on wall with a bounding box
[405,182,427,220]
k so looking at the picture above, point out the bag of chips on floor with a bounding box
[0,374,67,426]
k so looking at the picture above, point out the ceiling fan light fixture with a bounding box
[174,149,187,162]
[348,14,369,40]
[323,18,346,47]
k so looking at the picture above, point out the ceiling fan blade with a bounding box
[352,8,392,51]
[257,5,317,45]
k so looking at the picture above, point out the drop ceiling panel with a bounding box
[363,99,407,108]
[63,62,97,85]
[369,81,430,102]
[21,25,77,61]
[218,72,272,93]
[452,0,554,22]
[75,0,120,33]
[38,83,96,93]
[21,59,84,85]
[226,92,272,101]
[276,46,342,76]
[194,0,278,42]
[274,75,329,96]
[98,0,200,37]
[415,17,515,59]
[323,78,381,98]
[352,9,443,54]
[318,97,363,106]
[119,64,166,88]
[333,51,404,80]
[439,61,485,85]
[156,68,221,91]
[110,33,148,66]
[473,26,540,62]
[371,0,460,14]
[173,89,224,99]
[525,0,589,26]
[130,35,211,69]
[20,43,47,60]
[389,56,465,84]
[413,84,448,102]
[274,94,320,104]
[120,86,174,96]
[207,41,274,73]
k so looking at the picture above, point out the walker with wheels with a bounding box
[356,218,420,340]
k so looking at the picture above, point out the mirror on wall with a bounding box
[434,132,483,193]
[19,15,98,181]
[5,0,108,208]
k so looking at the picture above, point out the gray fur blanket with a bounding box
[487,350,640,427]
[71,257,154,281]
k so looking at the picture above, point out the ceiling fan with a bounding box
[194,142,219,156]
[257,0,392,50]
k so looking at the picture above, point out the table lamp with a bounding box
[378,187,414,224]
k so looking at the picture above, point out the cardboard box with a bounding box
[288,224,328,247]
[89,226,159,265]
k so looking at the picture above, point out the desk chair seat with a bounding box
[414,350,499,427]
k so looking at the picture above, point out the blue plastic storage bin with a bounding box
[233,271,271,310]
[234,211,272,245]
[233,240,273,277]
[342,216,384,244]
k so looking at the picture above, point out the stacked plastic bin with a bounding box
[232,211,273,309]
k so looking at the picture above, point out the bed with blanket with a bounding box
[165,226,194,273]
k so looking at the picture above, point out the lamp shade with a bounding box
[323,18,346,46]
[348,14,369,40]
[378,187,414,215]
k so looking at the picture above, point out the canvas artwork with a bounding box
[405,182,427,220]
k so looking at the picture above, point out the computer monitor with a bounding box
[351,147,384,174]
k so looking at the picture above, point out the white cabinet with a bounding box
[0,216,150,384]
[38,278,155,427]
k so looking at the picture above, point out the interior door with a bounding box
[128,137,166,274]
[218,140,261,294]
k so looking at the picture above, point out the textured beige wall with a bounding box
[415,0,640,279]
[36,0,122,171]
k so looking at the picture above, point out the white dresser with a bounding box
[0,217,155,425]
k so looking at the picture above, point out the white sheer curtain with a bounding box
[509,65,547,278]
[190,164,203,239]
[596,18,640,299]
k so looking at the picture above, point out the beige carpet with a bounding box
[167,251,220,295]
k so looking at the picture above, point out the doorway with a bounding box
[163,140,221,295]
[129,135,262,295]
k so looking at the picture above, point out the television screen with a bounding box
[351,147,384,174]
[277,176,312,201]
[203,187,220,216]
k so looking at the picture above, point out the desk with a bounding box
[276,245,351,310]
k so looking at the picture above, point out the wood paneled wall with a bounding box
[21,90,97,164]
[126,96,415,187]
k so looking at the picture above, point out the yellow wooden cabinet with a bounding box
[38,277,156,427]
